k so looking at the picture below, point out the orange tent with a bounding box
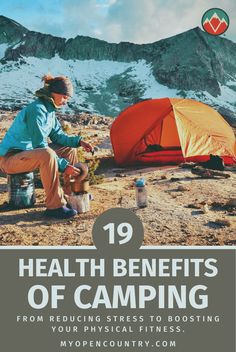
[110,98,236,166]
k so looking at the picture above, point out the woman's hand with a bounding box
[80,140,94,153]
[63,164,82,177]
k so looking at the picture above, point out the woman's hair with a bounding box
[42,74,67,84]
[41,74,73,97]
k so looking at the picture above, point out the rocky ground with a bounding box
[0,110,236,246]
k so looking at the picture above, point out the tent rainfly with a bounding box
[110,98,236,166]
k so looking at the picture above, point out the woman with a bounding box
[0,74,93,218]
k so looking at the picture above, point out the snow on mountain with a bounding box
[0,56,179,116]
[1,54,236,119]
[0,44,8,60]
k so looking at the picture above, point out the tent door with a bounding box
[144,110,181,150]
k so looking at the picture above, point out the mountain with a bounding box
[0,15,236,119]
[0,15,28,45]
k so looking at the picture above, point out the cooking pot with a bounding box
[70,179,90,193]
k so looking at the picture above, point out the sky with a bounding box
[1,0,236,44]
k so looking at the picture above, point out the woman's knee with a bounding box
[38,148,57,159]
[39,148,57,162]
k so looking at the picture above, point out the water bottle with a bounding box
[135,178,148,208]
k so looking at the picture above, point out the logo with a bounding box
[202,8,229,36]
